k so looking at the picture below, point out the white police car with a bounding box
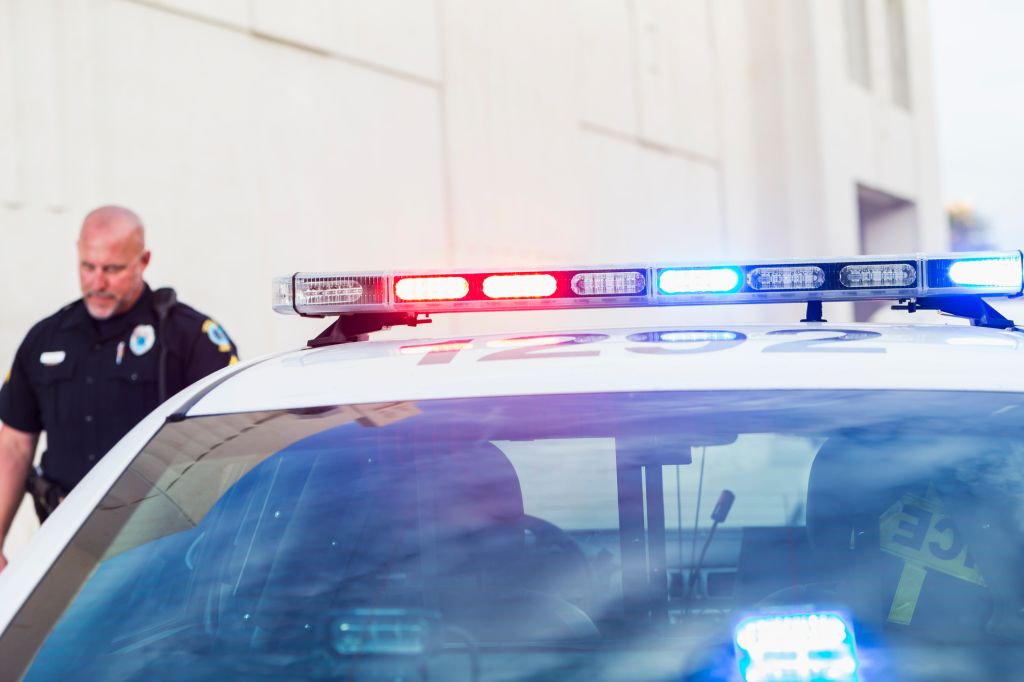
[2,252,1024,681]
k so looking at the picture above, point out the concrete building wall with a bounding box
[1,0,946,559]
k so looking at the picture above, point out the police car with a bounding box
[2,252,1024,681]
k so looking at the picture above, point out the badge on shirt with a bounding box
[129,325,156,356]
[39,351,66,366]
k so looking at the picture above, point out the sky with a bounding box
[930,0,1024,249]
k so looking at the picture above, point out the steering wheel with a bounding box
[520,514,599,606]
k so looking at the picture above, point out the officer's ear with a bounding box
[139,250,151,270]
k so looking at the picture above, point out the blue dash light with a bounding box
[734,612,858,682]
[329,609,441,657]
[659,267,743,294]
[947,257,1022,288]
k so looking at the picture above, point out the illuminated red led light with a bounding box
[481,274,558,299]
[394,276,470,302]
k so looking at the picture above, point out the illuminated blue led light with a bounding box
[947,257,1022,288]
[735,612,858,682]
[659,267,743,294]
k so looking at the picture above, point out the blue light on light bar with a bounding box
[659,267,743,294]
[947,257,1022,288]
[734,612,858,682]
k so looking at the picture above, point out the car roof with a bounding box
[186,322,1024,416]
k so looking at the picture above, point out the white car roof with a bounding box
[187,322,1024,416]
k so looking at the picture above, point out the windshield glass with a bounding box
[6,390,1024,681]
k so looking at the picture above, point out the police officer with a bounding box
[0,206,238,571]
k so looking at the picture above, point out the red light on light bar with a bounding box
[395,276,470,302]
[482,273,558,299]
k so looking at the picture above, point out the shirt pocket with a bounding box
[106,360,160,434]
[31,358,77,428]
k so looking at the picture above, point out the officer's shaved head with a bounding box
[77,206,151,320]
[79,205,146,254]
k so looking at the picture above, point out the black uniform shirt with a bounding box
[0,285,238,491]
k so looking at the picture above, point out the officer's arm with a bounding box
[0,424,38,572]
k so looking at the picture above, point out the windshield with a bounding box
[6,390,1024,681]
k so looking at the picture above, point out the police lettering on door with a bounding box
[879,487,985,625]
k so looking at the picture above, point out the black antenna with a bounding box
[687,489,735,609]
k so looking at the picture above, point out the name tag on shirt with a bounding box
[40,351,66,366]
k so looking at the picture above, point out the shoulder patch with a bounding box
[202,319,233,353]
[3,368,10,384]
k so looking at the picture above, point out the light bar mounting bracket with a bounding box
[894,295,1019,329]
[801,301,828,323]
[308,313,431,347]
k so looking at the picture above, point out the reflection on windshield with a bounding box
[7,391,1024,681]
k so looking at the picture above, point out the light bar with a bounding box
[734,612,858,682]
[273,251,1023,316]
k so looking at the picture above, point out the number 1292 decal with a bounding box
[400,329,884,365]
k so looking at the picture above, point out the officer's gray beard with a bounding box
[84,292,122,320]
